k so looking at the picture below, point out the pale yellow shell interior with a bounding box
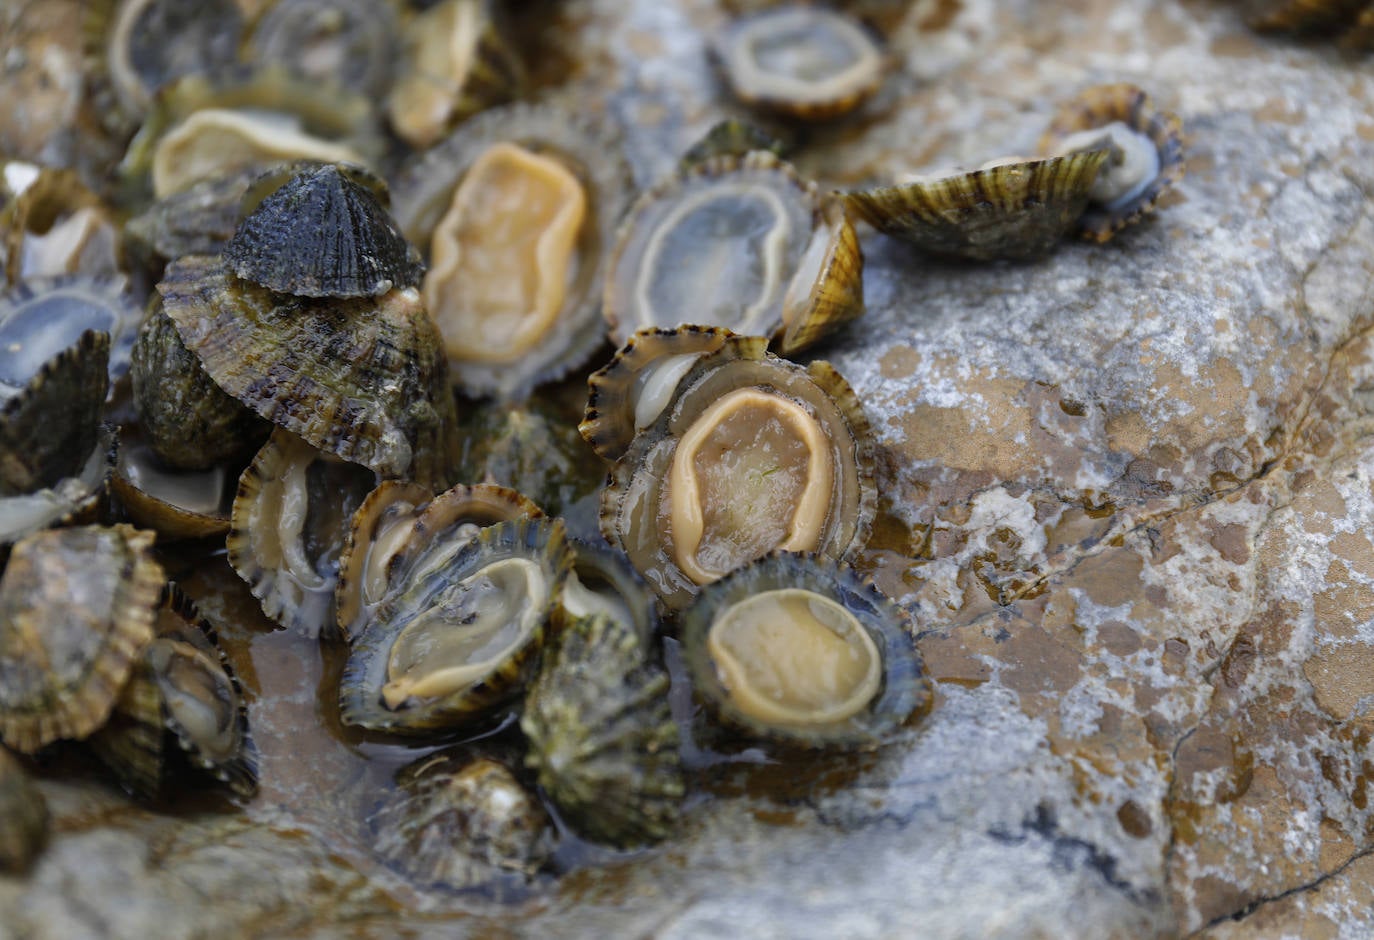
[147,636,239,762]
[708,587,881,726]
[388,0,481,148]
[382,557,547,708]
[423,142,587,365]
[151,108,365,197]
[667,387,834,584]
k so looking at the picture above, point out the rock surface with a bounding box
[4,0,1374,937]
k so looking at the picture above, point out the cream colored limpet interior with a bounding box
[148,638,237,760]
[668,388,834,584]
[708,588,881,726]
[151,108,365,197]
[423,142,587,364]
[363,512,421,608]
[382,557,546,708]
[635,181,794,335]
[388,0,481,148]
[633,353,703,431]
[1057,122,1159,208]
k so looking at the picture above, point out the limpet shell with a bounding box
[0,274,142,393]
[1,166,120,287]
[245,0,403,102]
[370,751,553,892]
[712,5,886,122]
[0,524,163,754]
[158,254,457,489]
[842,150,1111,261]
[339,516,571,736]
[1040,83,1185,243]
[680,552,931,750]
[601,342,876,610]
[0,747,49,874]
[88,585,258,799]
[224,164,423,299]
[111,430,236,542]
[521,612,684,848]
[229,429,377,638]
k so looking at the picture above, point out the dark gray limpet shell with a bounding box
[0,330,109,497]
[88,584,258,800]
[339,516,571,736]
[0,427,118,553]
[521,612,684,848]
[680,552,931,750]
[224,164,423,299]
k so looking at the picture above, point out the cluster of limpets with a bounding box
[0,0,1190,888]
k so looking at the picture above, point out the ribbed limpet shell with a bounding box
[678,119,787,171]
[1040,83,1185,243]
[393,103,633,399]
[370,752,553,891]
[88,585,258,800]
[1,330,109,497]
[681,552,930,750]
[842,150,1111,261]
[386,0,525,150]
[0,747,48,874]
[601,342,876,610]
[158,254,457,489]
[224,164,423,299]
[130,301,270,471]
[339,516,571,736]
[1245,0,1369,32]
[0,427,118,553]
[713,5,886,122]
[0,525,164,754]
[229,429,377,638]
[604,151,820,345]
[521,612,684,848]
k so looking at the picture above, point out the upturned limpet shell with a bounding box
[111,429,236,542]
[0,525,164,754]
[229,429,377,638]
[83,0,245,134]
[158,254,458,489]
[224,164,423,299]
[777,195,864,355]
[88,585,258,800]
[386,0,525,150]
[604,151,819,345]
[1040,83,1185,243]
[712,5,886,122]
[392,103,632,399]
[521,612,684,848]
[580,326,753,463]
[245,0,403,102]
[681,552,930,750]
[339,516,571,736]
[601,341,876,610]
[0,747,49,874]
[562,538,659,650]
[1,166,120,287]
[0,427,118,553]
[0,274,142,393]
[120,67,379,199]
[370,752,553,892]
[842,149,1111,261]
